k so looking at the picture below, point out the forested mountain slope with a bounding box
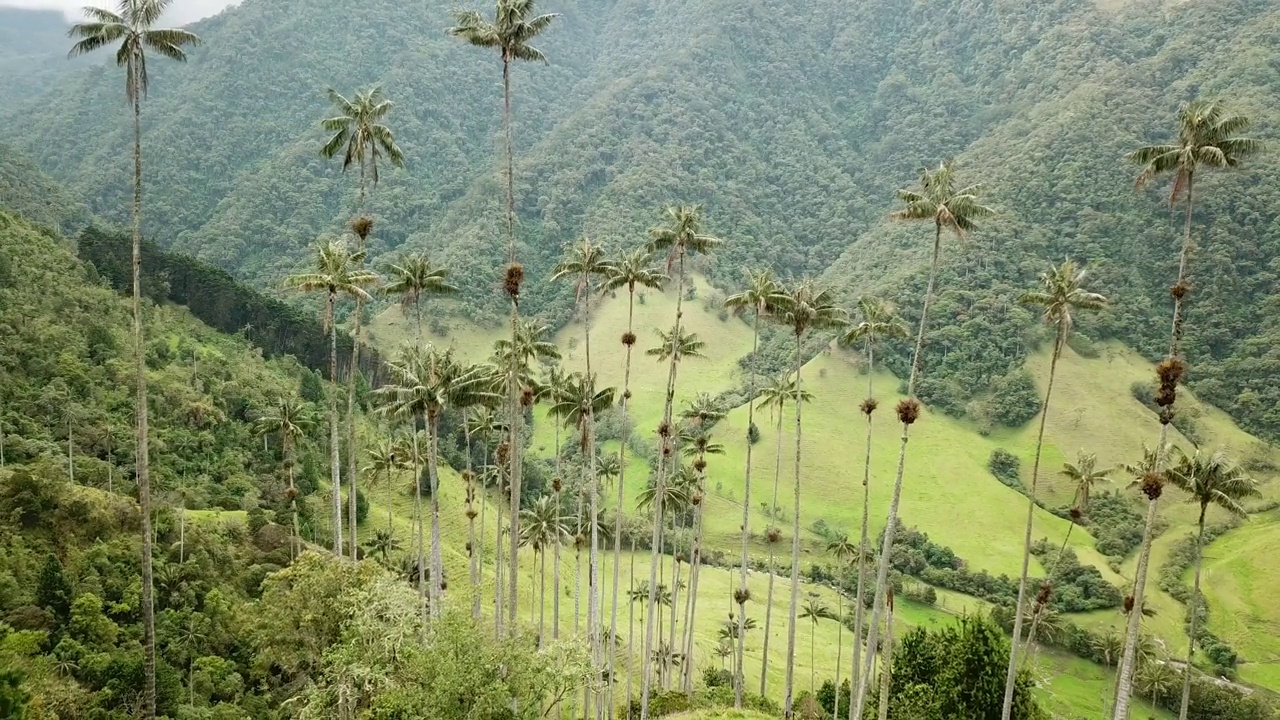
[3,0,1277,443]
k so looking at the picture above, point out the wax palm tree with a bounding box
[722,267,785,705]
[1114,101,1261,720]
[640,205,722,717]
[254,396,319,560]
[1166,448,1258,719]
[378,346,499,618]
[363,436,407,546]
[320,88,402,561]
[799,595,831,696]
[1001,259,1107,718]
[288,240,378,557]
[838,296,906,718]
[755,371,811,697]
[521,495,568,643]
[772,279,847,716]
[826,533,858,720]
[465,408,503,618]
[877,587,896,720]
[552,238,615,694]
[1136,659,1180,713]
[383,252,457,342]
[450,0,558,631]
[67,4,199,712]
[319,86,405,209]
[366,529,400,565]
[854,160,994,718]
[601,249,666,687]
[537,364,572,637]
[678,423,725,693]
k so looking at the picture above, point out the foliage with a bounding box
[987,450,1023,492]
[872,613,1043,720]
[1086,492,1150,559]
[974,370,1042,431]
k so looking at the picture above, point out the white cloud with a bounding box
[1,0,236,25]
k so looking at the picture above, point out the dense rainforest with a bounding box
[2,0,1279,719]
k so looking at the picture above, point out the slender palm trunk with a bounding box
[834,590,843,720]
[480,447,490,616]
[783,333,805,718]
[495,470,505,637]
[467,426,481,618]
[129,83,158,720]
[427,414,445,613]
[1176,505,1209,720]
[667,507,684,691]
[854,222,943,718]
[735,308,762,708]
[681,466,706,695]
[609,289,639,716]
[346,305,364,561]
[1116,175,1196,720]
[412,425,426,623]
[500,52,525,635]
[576,490,585,638]
[582,283,604,719]
[541,548,548,642]
[386,468,393,540]
[850,342,875,720]
[328,290,344,557]
[626,533,638,706]
[286,436,300,560]
[554,423,563,640]
[761,410,785,696]
[1022,519,1079,665]
[1001,325,1065,719]
[855,222,947,712]
[640,249,688,719]
[877,596,894,720]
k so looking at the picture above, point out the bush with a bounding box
[1088,492,1148,558]
[988,449,1023,491]
[985,370,1042,428]
[701,666,732,688]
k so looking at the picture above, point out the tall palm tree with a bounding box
[773,279,847,717]
[854,160,994,718]
[288,239,378,557]
[537,365,573,638]
[877,587,896,720]
[552,237,615,694]
[254,397,319,560]
[1022,452,1114,655]
[320,88,403,561]
[826,534,858,720]
[320,86,405,210]
[838,295,906,720]
[67,4,199,713]
[394,428,429,610]
[678,422,725,693]
[1115,101,1260,720]
[601,249,666,696]
[798,595,831,696]
[755,372,811,697]
[450,1,558,632]
[1000,259,1106,719]
[521,495,568,644]
[378,346,499,618]
[363,436,407,544]
[640,204,722,718]
[1167,448,1258,719]
[465,408,502,618]
[384,252,457,343]
[723,268,785,706]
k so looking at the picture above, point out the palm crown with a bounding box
[1061,452,1112,513]
[842,296,908,348]
[724,268,786,317]
[1167,448,1259,518]
[1020,258,1107,335]
[253,396,317,445]
[68,0,201,102]
[646,326,706,362]
[773,279,848,337]
[320,87,405,186]
[600,249,667,295]
[548,372,615,442]
[383,252,457,311]
[755,373,813,419]
[449,0,559,63]
[377,346,500,422]
[891,158,996,237]
[552,236,616,300]
[286,240,379,325]
[647,205,724,267]
[1128,99,1262,205]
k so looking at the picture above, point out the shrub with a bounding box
[988,449,1023,491]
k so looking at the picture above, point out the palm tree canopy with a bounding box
[383,252,457,311]
[647,205,724,268]
[547,372,615,431]
[799,596,832,623]
[890,158,995,237]
[448,0,559,63]
[320,86,405,184]
[841,296,909,348]
[253,396,318,443]
[68,0,201,103]
[1060,451,1113,512]
[376,345,500,422]
[599,249,667,295]
[637,478,688,516]
[1127,99,1263,205]
[646,325,706,362]
[678,425,724,459]
[755,372,813,418]
[1167,447,1260,516]
[493,319,562,366]
[680,393,726,427]
[724,268,786,317]
[364,436,410,477]
[1020,258,1107,335]
[773,279,848,337]
[286,240,379,323]
[552,236,616,301]
[520,495,568,550]
[826,534,859,566]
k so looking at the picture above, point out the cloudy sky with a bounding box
[1,0,236,24]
